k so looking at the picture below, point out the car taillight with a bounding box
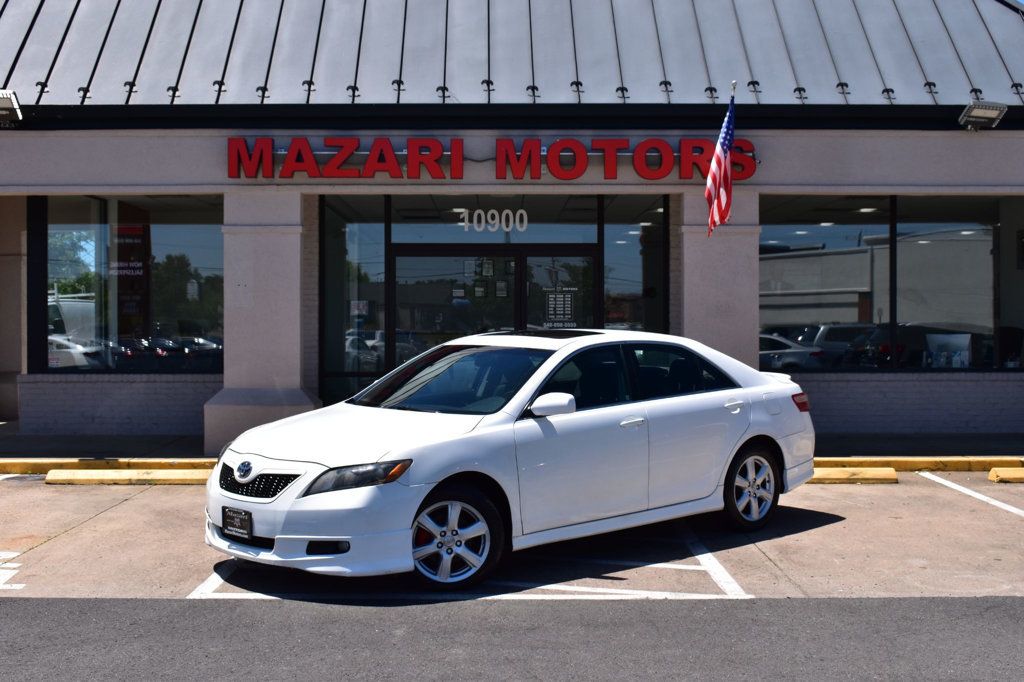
[792,392,810,412]
[809,351,824,357]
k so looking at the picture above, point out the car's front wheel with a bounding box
[723,447,781,531]
[411,485,505,589]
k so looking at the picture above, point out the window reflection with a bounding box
[46,196,223,372]
[603,196,665,332]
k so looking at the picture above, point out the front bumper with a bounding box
[205,454,426,576]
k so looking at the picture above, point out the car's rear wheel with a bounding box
[723,447,781,531]
[411,485,505,589]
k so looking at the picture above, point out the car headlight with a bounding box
[303,460,412,496]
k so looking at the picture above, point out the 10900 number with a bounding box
[459,209,528,233]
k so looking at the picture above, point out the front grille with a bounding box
[216,525,275,550]
[220,463,300,498]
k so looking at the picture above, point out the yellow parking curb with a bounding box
[0,458,216,475]
[814,456,1024,472]
[809,467,898,484]
[988,467,1024,483]
[44,469,211,485]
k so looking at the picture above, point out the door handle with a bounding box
[619,416,646,428]
[723,400,744,413]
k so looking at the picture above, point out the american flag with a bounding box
[705,94,736,236]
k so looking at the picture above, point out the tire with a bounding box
[410,484,506,590]
[723,446,781,531]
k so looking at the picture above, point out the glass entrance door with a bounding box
[394,249,598,355]
[395,255,517,359]
[526,255,595,331]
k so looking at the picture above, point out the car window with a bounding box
[760,337,788,351]
[350,345,552,415]
[832,326,874,343]
[539,345,630,410]
[628,344,739,399]
[794,326,821,345]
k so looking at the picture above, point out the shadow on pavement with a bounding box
[213,504,844,606]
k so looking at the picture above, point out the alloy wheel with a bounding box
[733,454,775,523]
[412,500,491,584]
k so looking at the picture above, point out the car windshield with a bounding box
[349,345,552,415]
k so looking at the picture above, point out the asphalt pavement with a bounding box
[2,597,1022,680]
[2,470,1024,679]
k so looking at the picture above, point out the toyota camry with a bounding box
[205,330,814,588]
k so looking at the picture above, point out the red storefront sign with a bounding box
[227,136,756,181]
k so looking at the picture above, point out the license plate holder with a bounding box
[222,507,253,541]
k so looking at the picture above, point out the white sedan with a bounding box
[205,330,815,588]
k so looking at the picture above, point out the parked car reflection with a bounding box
[758,334,824,371]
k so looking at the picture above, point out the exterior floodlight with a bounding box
[958,101,1008,131]
[0,90,22,126]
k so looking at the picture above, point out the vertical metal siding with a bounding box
[651,0,712,104]
[812,0,887,104]
[528,0,578,104]
[37,0,118,104]
[444,0,488,104]
[935,0,1020,103]
[132,0,203,104]
[308,0,364,104]
[354,0,404,103]
[0,1,43,88]
[774,0,846,104]
[85,0,160,104]
[489,0,532,104]
[394,0,446,103]
[571,0,620,103]
[174,0,242,104]
[264,0,324,104]
[894,0,972,105]
[218,0,281,104]
[4,0,78,101]
[854,0,933,104]
[612,0,665,103]
[693,0,755,104]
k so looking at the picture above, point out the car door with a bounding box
[627,343,751,508]
[514,344,649,534]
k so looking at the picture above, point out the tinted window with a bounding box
[540,345,629,410]
[350,345,551,415]
[630,344,738,399]
[760,337,789,351]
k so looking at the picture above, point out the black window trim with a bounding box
[519,341,635,419]
[623,341,740,401]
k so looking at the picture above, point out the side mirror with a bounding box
[530,392,576,417]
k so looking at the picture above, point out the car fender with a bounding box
[392,424,524,538]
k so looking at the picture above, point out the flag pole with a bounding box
[731,80,737,95]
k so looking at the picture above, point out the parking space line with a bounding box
[186,563,237,599]
[681,527,750,598]
[0,551,25,590]
[0,474,22,481]
[918,472,1024,519]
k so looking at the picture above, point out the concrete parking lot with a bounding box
[1,471,1022,602]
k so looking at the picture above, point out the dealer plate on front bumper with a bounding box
[222,507,253,541]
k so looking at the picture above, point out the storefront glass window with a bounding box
[45,196,223,372]
[322,197,386,404]
[760,195,1015,371]
[604,195,666,332]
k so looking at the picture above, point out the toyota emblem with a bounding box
[235,461,253,481]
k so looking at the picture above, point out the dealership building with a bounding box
[1,0,1023,453]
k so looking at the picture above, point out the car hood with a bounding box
[227,402,485,468]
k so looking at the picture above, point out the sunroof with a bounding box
[486,330,603,339]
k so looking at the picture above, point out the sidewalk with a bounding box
[1,420,1021,460]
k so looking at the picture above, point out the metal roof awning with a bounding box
[0,0,1022,111]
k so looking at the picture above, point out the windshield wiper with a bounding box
[384,404,428,412]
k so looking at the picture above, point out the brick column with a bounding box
[204,190,320,453]
[0,197,26,419]
[675,188,760,368]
